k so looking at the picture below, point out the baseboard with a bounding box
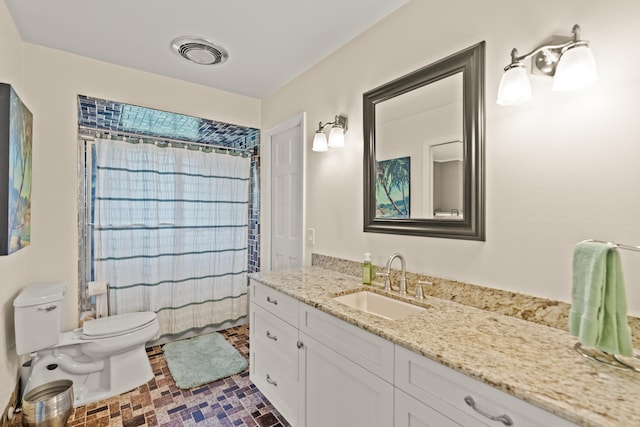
[0,382,20,427]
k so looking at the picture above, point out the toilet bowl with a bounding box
[76,311,158,358]
[14,282,159,407]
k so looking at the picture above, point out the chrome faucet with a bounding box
[383,253,407,297]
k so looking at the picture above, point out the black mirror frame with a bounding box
[363,41,485,240]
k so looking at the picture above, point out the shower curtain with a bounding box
[92,137,250,337]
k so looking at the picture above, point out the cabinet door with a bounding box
[250,302,298,425]
[395,389,462,427]
[299,333,393,427]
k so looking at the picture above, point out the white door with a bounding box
[300,333,394,427]
[270,120,303,270]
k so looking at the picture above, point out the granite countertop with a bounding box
[250,266,640,427]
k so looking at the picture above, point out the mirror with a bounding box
[363,41,485,240]
[431,140,463,219]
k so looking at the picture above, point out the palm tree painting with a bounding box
[375,156,410,218]
[1,84,32,255]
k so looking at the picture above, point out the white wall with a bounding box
[21,43,260,334]
[262,0,640,314]
[0,0,261,411]
[0,0,29,413]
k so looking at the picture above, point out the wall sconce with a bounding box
[497,24,597,106]
[312,114,348,152]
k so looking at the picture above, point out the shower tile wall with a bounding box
[248,155,260,273]
[77,96,259,146]
[77,95,261,274]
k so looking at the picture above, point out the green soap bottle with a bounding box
[362,253,373,285]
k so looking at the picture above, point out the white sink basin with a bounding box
[332,290,425,320]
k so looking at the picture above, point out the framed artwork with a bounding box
[0,83,33,255]
[375,156,410,218]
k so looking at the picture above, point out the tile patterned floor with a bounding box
[66,325,290,427]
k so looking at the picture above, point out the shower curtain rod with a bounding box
[78,126,252,154]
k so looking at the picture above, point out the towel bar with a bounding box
[573,239,639,372]
[574,342,640,372]
[582,239,640,253]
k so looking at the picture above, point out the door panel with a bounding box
[300,333,394,427]
[271,124,303,270]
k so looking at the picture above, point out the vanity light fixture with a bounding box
[312,114,348,152]
[497,24,597,106]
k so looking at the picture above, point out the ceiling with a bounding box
[5,0,408,99]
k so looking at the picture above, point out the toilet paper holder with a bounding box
[87,281,110,318]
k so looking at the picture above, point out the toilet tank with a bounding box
[13,282,66,355]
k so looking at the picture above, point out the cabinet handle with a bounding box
[266,296,278,305]
[266,330,278,341]
[464,396,513,426]
[266,374,278,387]
[296,341,304,349]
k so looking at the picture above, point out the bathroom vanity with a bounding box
[249,267,640,427]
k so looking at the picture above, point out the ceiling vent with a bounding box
[171,37,229,65]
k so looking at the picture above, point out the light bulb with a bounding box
[497,64,532,106]
[328,126,345,148]
[552,45,597,92]
[312,131,328,152]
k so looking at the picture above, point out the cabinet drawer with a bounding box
[299,304,394,383]
[250,280,298,325]
[250,302,299,368]
[395,346,576,427]
[251,338,298,425]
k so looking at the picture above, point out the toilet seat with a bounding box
[82,312,157,339]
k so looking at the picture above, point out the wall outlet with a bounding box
[306,228,315,245]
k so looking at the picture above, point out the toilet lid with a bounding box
[82,312,157,338]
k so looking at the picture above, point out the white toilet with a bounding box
[14,282,159,407]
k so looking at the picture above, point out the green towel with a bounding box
[569,241,633,356]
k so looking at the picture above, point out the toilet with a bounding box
[14,282,159,407]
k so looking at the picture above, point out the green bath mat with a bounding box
[163,332,248,389]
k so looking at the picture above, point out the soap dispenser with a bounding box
[362,253,373,285]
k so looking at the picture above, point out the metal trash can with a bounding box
[20,360,31,399]
[21,380,73,427]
